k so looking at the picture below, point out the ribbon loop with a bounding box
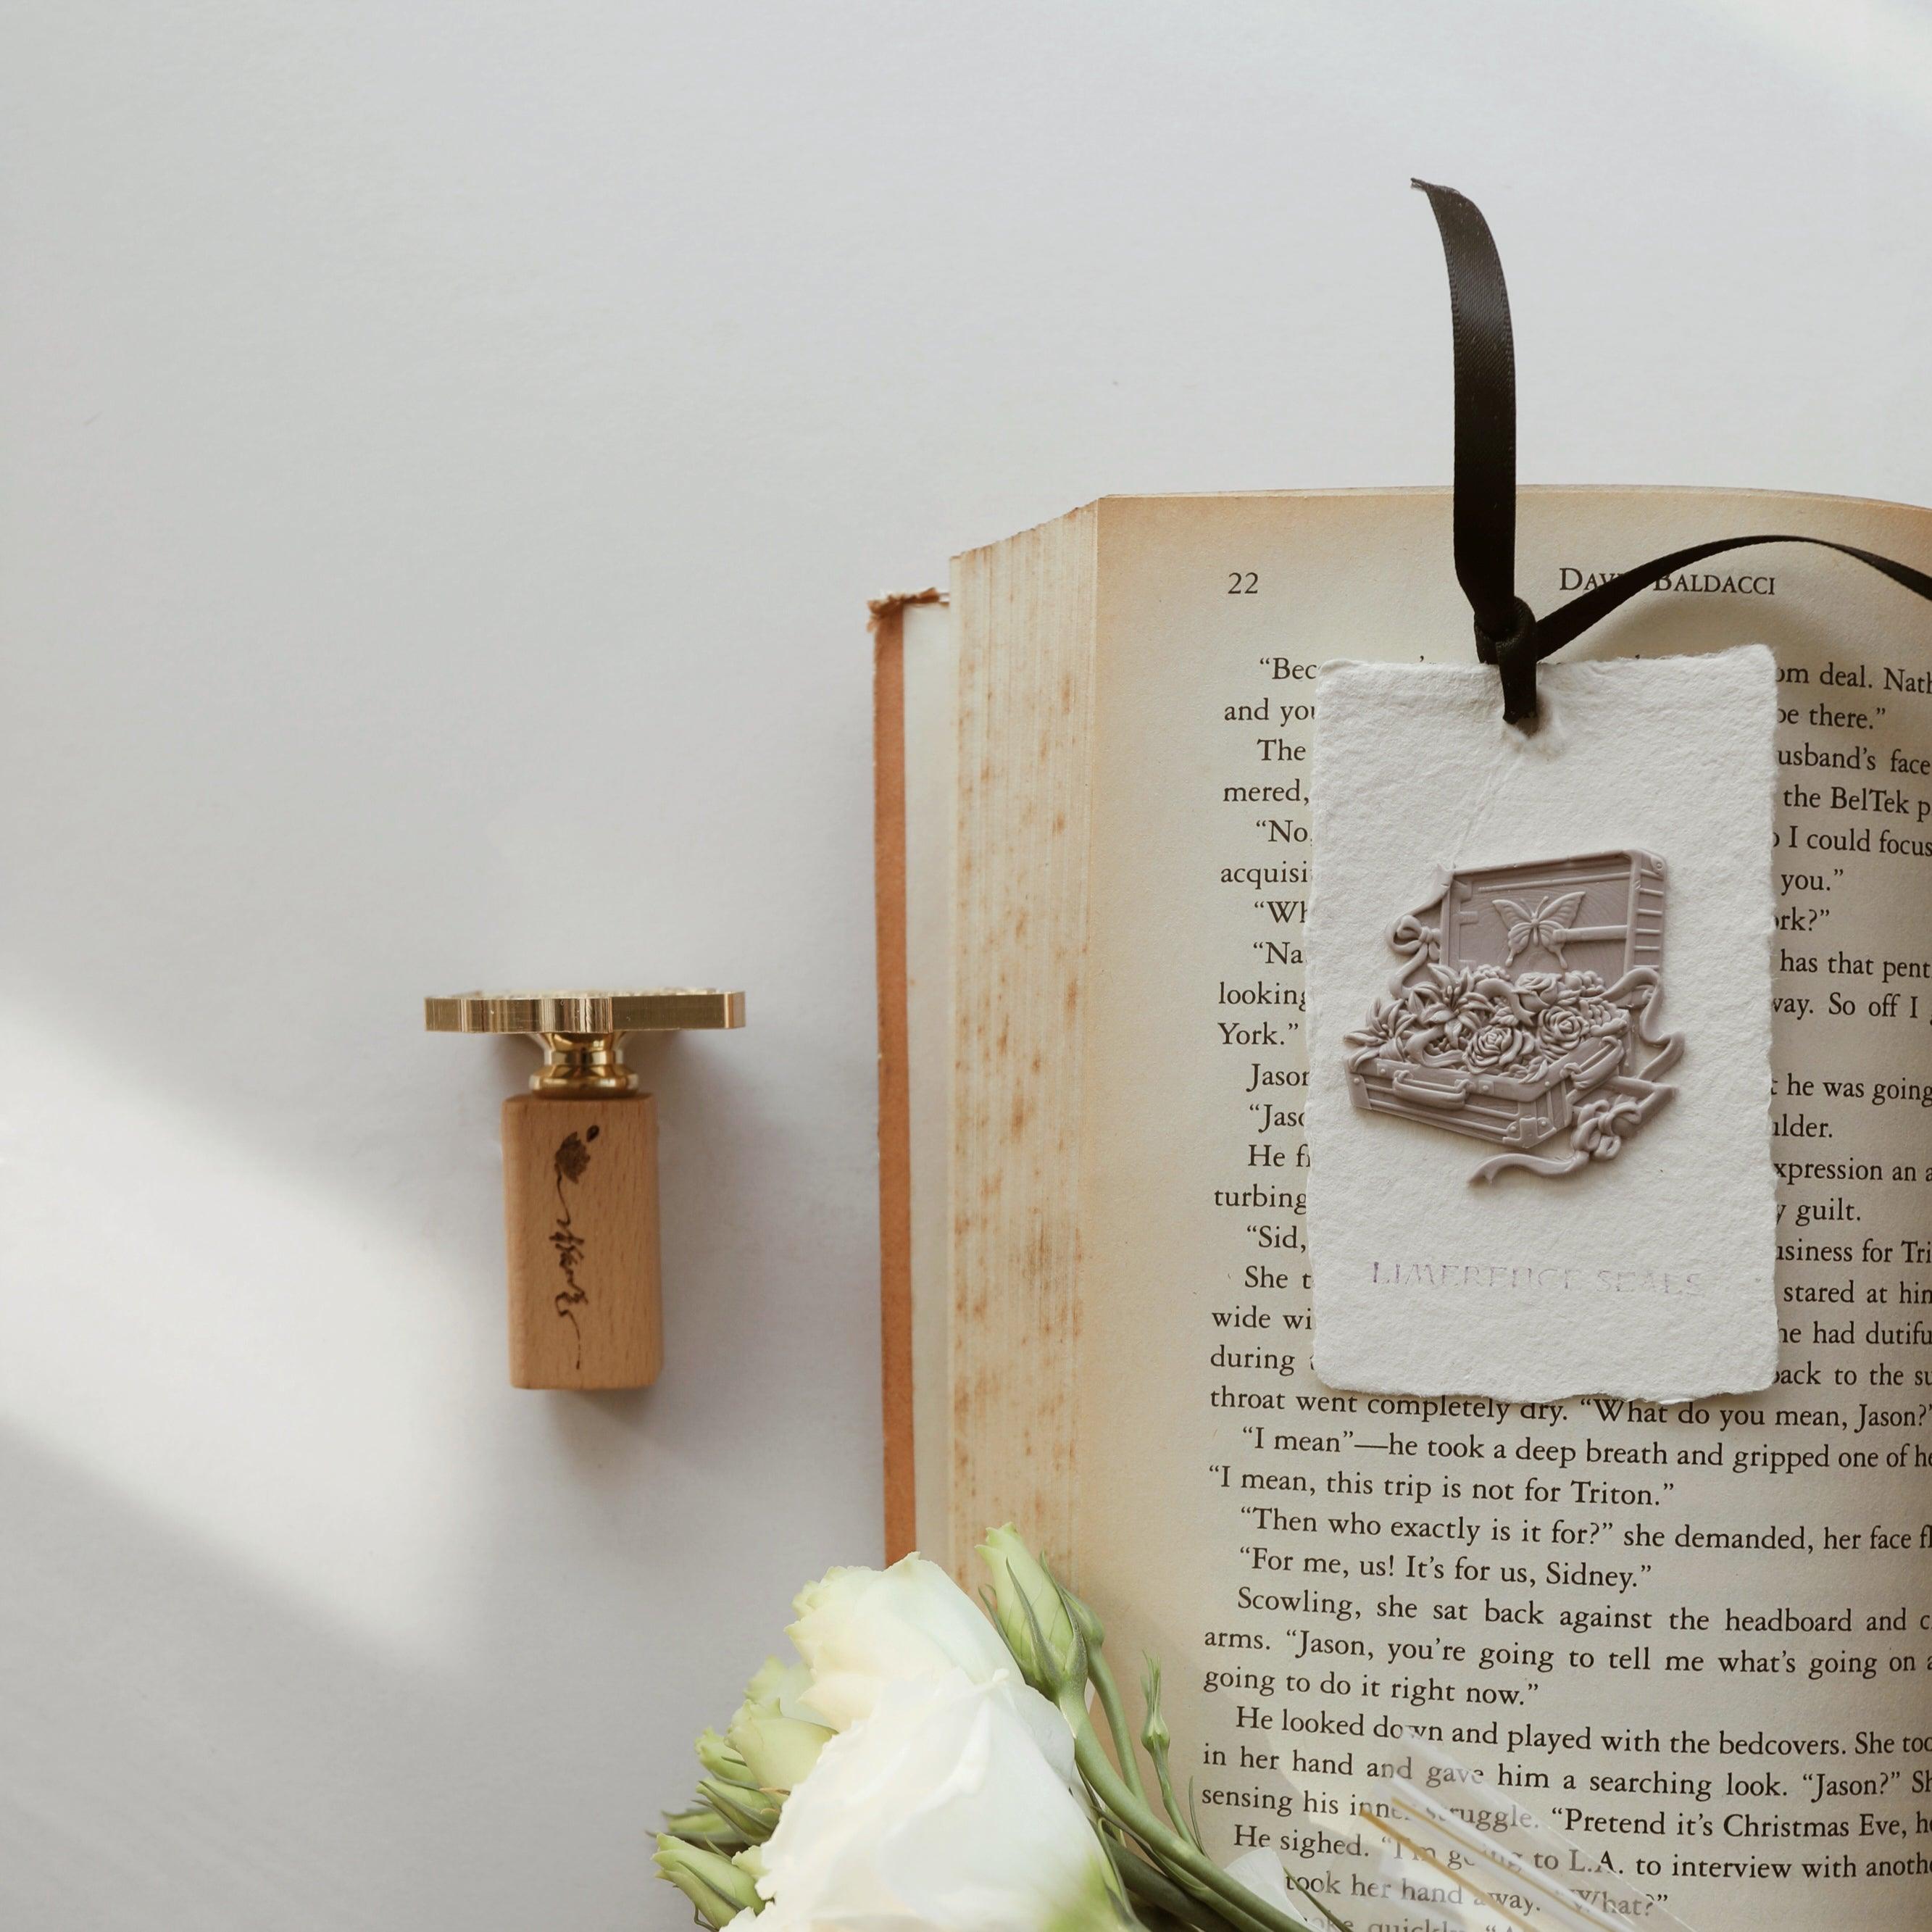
[1472,594,1534,667]
[1473,593,1538,725]
[1413,182,1932,728]
[1413,180,1521,655]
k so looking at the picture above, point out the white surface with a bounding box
[1307,652,1778,1400]
[1,5,1928,1927]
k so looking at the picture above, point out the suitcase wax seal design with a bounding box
[1343,849,1683,1183]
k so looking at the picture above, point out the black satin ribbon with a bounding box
[1412,179,1932,727]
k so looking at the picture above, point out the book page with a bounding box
[948,504,1100,1574]
[899,596,959,1567]
[1071,489,1932,1932]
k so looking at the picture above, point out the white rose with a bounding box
[788,1554,1013,1732]
[755,1670,1109,1932]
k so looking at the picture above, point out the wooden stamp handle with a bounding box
[501,1092,662,1389]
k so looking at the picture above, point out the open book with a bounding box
[873,488,1932,1931]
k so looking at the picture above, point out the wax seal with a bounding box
[426,989,745,1388]
[1341,852,1681,1183]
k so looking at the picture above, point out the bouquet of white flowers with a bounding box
[655,1526,1338,1932]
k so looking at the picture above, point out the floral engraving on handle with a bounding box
[1342,851,1683,1183]
[549,1125,600,1365]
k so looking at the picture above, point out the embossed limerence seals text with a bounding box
[1343,851,1683,1183]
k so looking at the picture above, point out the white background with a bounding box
[3,4,1929,1927]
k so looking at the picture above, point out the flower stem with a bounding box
[1086,1652,1149,1804]
[1150,1752,1198,1853]
[1104,1835,1225,1932]
[1286,1875,1353,1932]
[1062,1699,1316,1932]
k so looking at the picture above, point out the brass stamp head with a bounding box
[425,989,746,1094]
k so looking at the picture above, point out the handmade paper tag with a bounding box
[1306,647,1778,1402]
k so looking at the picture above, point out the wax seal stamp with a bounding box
[1342,851,1681,1182]
[426,990,745,1388]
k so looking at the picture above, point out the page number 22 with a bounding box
[1226,571,1258,595]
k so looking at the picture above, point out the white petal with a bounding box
[759,1671,1107,1932]
[787,1556,1009,1731]
[1225,1846,1296,1915]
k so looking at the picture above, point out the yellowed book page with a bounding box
[902,596,959,1569]
[949,505,1099,1574]
[1073,488,1932,1932]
